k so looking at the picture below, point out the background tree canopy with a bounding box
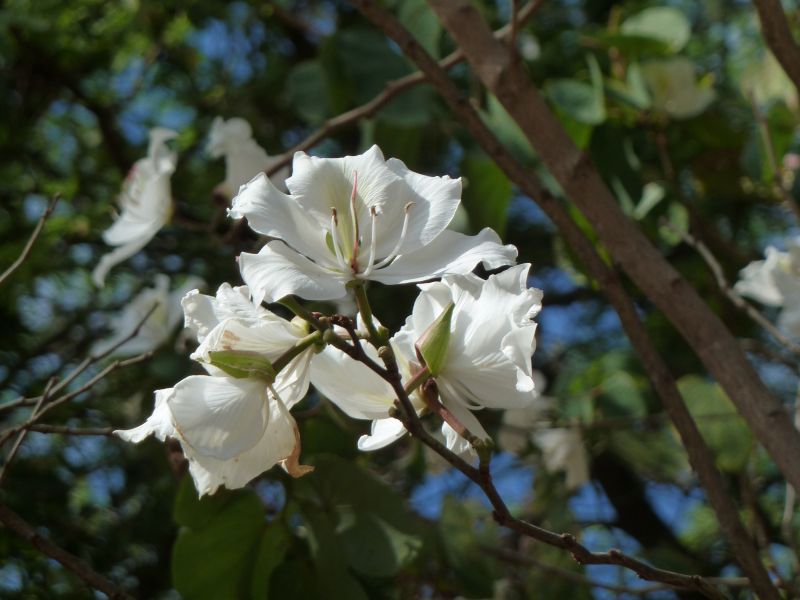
[2,0,800,598]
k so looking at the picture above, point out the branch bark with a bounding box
[0,503,134,599]
[420,0,800,499]
[344,1,780,597]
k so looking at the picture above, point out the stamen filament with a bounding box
[361,207,379,277]
[329,208,349,272]
[349,171,360,260]
[372,202,414,270]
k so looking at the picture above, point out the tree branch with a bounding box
[0,195,58,286]
[420,0,800,508]
[344,1,780,597]
[0,503,134,600]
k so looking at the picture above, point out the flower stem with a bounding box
[272,331,324,373]
[353,282,386,345]
[278,295,318,324]
[403,365,430,395]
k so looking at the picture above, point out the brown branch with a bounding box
[344,1,780,597]
[421,0,800,510]
[0,195,58,286]
[25,424,115,436]
[0,503,134,599]
[485,546,763,595]
[752,0,800,97]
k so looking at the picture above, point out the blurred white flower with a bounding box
[394,264,542,456]
[533,428,590,490]
[92,128,177,286]
[230,145,516,304]
[92,274,203,357]
[497,371,550,454]
[734,238,800,335]
[207,117,288,198]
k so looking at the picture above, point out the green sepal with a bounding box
[208,351,276,382]
[415,302,454,377]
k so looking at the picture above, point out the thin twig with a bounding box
[666,220,800,359]
[0,503,134,599]
[0,351,152,448]
[490,544,778,593]
[25,424,115,436]
[0,195,59,286]
[0,377,56,485]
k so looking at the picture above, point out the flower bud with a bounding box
[414,302,454,377]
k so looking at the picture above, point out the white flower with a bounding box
[497,371,550,454]
[182,283,316,400]
[115,375,311,496]
[394,264,542,455]
[229,145,517,304]
[92,274,203,357]
[92,128,178,286]
[207,117,288,198]
[116,283,317,495]
[532,428,590,490]
[734,238,800,336]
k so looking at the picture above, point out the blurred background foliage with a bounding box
[1,0,800,598]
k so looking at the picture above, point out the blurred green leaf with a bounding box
[678,376,753,472]
[461,154,513,236]
[620,7,691,53]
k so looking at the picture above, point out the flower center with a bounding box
[327,170,414,277]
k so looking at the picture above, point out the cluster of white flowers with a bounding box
[735,236,800,336]
[99,120,566,496]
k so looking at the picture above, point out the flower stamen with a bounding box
[349,171,360,263]
[330,208,349,272]
[361,207,380,277]
[372,202,415,270]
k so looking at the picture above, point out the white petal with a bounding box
[385,157,462,254]
[229,173,332,263]
[370,228,517,285]
[182,283,267,343]
[167,375,268,460]
[192,317,302,363]
[533,428,590,489]
[239,241,348,304]
[357,418,408,452]
[440,398,490,458]
[272,350,314,410]
[92,235,151,286]
[734,248,785,306]
[310,346,396,420]
[114,388,175,443]
[184,394,302,496]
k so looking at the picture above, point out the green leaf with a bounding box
[678,376,753,472]
[208,350,276,381]
[461,154,513,236]
[658,202,689,246]
[251,522,291,600]
[398,0,441,58]
[633,182,666,220]
[285,60,331,124]
[606,62,652,110]
[172,483,265,600]
[339,510,422,577]
[546,78,606,125]
[481,95,537,163]
[620,7,691,53]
